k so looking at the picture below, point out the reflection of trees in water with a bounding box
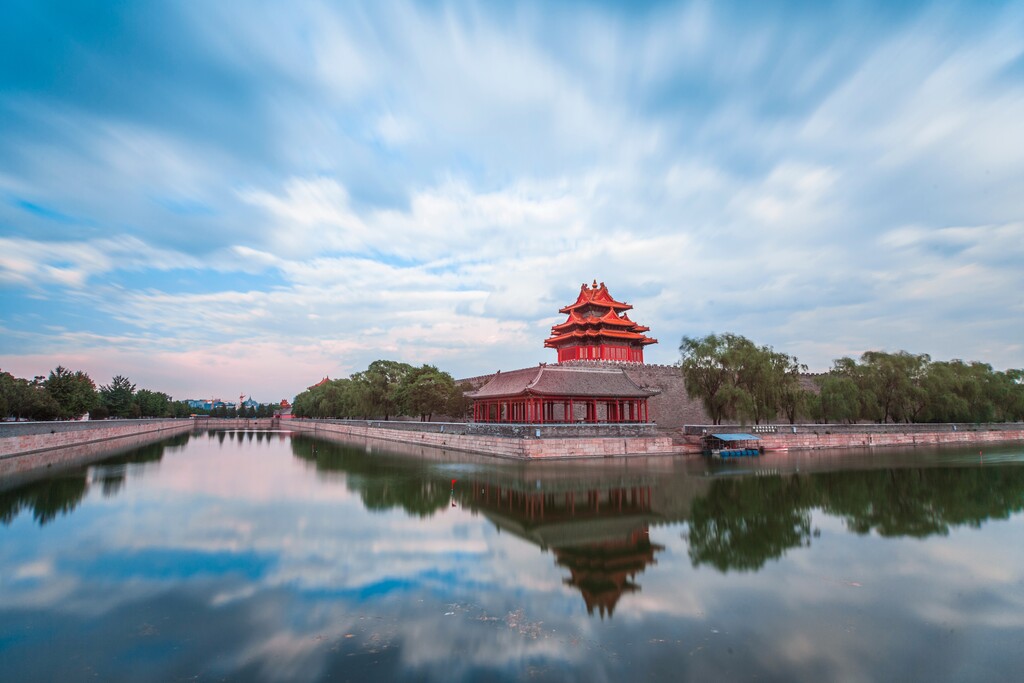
[291,436,451,517]
[0,475,88,525]
[821,467,1024,537]
[288,436,1024,582]
[89,435,180,497]
[688,466,1024,572]
[0,434,182,525]
[686,475,814,573]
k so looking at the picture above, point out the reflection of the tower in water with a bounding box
[464,479,665,618]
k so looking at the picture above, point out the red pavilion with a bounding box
[545,281,657,363]
[469,281,659,424]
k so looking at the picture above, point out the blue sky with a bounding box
[1,0,1022,402]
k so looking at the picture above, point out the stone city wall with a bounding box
[285,419,676,459]
[680,422,1024,452]
[294,418,659,439]
[192,417,278,430]
[0,428,191,482]
[0,419,194,459]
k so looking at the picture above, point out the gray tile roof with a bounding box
[468,364,658,399]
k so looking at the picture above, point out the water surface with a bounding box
[2,431,1023,682]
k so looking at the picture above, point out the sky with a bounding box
[1,0,1022,403]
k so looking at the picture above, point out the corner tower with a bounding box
[544,281,658,363]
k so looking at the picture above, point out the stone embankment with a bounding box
[0,417,283,478]
[0,419,194,477]
[0,419,194,458]
[192,417,277,430]
[680,422,1024,452]
[285,419,676,459]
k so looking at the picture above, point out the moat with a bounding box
[2,431,1023,682]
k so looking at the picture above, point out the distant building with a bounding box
[276,399,293,420]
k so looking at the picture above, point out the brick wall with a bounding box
[0,419,194,459]
[192,418,277,430]
[756,428,1024,451]
[286,419,676,459]
[678,424,1024,452]
[298,418,659,439]
[0,419,194,477]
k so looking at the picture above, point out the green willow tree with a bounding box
[678,334,740,425]
[679,333,808,424]
[816,374,860,424]
[819,352,1024,424]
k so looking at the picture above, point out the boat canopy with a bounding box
[710,433,761,441]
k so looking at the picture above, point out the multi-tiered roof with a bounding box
[544,281,658,363]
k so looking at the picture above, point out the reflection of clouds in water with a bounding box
[4,436,1024,681]
[128,436,361,505]
[644,513,1024,681]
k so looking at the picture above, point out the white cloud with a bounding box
[2,1,1023,395]
[0,236,202,288]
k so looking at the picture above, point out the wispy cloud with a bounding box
[1,1,1022,399]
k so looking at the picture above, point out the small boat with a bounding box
[702,433,762,459]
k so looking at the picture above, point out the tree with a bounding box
[679,334,741,425]
[817,374,860,424]
[396,365,456,421]
[0,371,16,418]
[992,369,1024,422]
[447,381,474,420]
[858,351,930,423]
[43,366,99,419]
[680,333,806,425]
[100,375,136,418]
[170,400,192,418]
[135,389,171,417]
[351,360,414,420]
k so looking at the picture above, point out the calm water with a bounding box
[2,431,1023,682]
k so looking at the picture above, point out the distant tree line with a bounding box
[291,360,471,421]
[1,367,193,421]
[680,334,1024,425]
[207,403,276,419]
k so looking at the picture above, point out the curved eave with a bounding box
[559,300,632,314]
[551,317,638,333]
[543,330,659,347]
